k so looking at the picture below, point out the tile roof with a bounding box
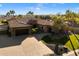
[8,17,54,28]
[8,18,32,28]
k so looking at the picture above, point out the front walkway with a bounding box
[0,34,54,56]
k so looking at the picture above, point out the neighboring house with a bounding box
[64,20,79,27]
[64,20,79,33]
[64,20,76,26]
[7,17,54,37]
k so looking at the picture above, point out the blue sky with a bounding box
[0,3,79,15]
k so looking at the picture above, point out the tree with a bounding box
[9,10,15,16]
[6,12,10,17]
[6,10,15,17]
[17,14,23,19]
[53,16,62,30]
[27,11,34,15]
[44,15,51,19]
[35,15,38,18]
[65,10,77,21]
[66,10,70,14]
[65,10,72,20]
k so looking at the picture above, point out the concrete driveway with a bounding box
[0,35,54,56]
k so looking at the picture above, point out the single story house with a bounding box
[7,17,54,37]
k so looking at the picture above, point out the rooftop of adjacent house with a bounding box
[8,18,32,28]
[0,16,13,20]
[8,17,54,28]
[64,20,79,27]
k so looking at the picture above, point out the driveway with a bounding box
[0,35,54,56]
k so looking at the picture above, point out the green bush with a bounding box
[59,35,69,45]
[1,20,8,24]
[41,34,68,45]
[31,28,38,34]
[41,35,53,43]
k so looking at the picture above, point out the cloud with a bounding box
[36,7,41,10]
[28,4,43,11]
[34,4,43,10]
[35,4,44,10]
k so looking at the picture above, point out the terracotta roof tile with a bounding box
[8,17,53,28]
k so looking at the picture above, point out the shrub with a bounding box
[41,34,68,45]
[1,19,8,24]
[31,28,38,34]
[59,35,69,45]
[41,35,53,43]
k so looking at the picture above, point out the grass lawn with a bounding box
[65,34,79,50]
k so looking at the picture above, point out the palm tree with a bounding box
[65,10,72,20]
[6,10,15,17]
[66,10,70,14]
[6,12,10,17]
[27,11,34,15]
[9,10,15,16]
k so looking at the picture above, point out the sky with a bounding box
[0,3,79,15]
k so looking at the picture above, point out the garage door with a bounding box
[15,29,29,36]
